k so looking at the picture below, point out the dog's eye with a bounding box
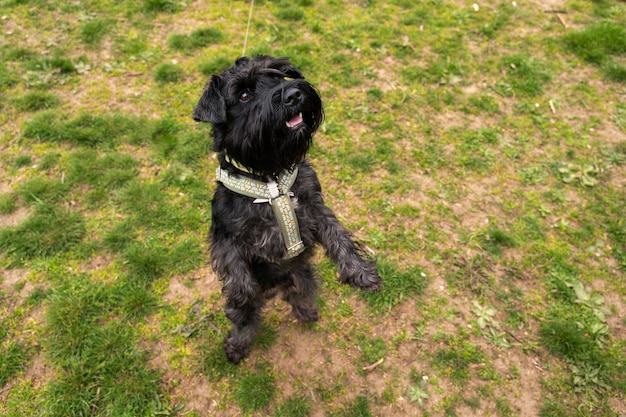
[239,90,252,102]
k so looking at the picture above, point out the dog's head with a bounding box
[193,56,324,175]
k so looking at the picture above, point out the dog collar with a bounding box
[215,164,305,260]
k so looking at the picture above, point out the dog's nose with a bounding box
[282,88,303,107]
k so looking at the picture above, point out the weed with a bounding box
[539,320,598,363]
[407,374,430,407]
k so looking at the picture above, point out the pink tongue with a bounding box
[288,114,303,127]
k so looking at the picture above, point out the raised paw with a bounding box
[341,265,382,292]
[224,335,250,364]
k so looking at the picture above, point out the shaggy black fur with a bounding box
[193,56,381,364]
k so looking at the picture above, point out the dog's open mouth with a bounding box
[286,112,304,129]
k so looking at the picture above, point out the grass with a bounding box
[1,1,626,416]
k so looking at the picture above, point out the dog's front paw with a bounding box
[224,336,250,364]
[341,265,382,292]
[292,305,320,323]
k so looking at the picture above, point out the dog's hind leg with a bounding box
[212,244,264,364]
[223,295,264,364]
[282,264,319,323]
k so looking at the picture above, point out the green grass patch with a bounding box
[3,2,626,416]
[79,19,111,45]
[13,154,32,168]
[432,333,485,382]
[234,362,276,412]
[0,342,31,386]
[273,395,311,417]
[359,261,428,313]
[0,203,86,265]
[167,27,224,51]
[16,176,70,205]
[11,92,61,112]
[0,193,17,214]
[154,63,183,83]
[329,396,373,417]
[563,22,626,83]
[496,54,552,97]
[198,56,232,76]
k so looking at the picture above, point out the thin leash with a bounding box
[242,0,255,56]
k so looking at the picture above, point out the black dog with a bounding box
[193,56,381,364]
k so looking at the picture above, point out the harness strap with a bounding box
[215,166,305,259]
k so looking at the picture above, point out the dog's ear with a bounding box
[193,75,226,123]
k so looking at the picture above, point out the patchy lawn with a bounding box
[1,0,625,416]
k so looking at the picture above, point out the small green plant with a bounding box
[357,334,387,366]
[556,162,603,187]
[539,320,597,363]
[407,374,430,407]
